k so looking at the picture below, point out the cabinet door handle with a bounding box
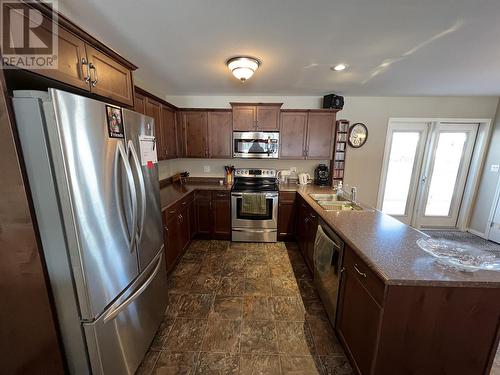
[163,225,168,231]
[181,202,187,206]
[169,210,176,214]
[353,264,367,278]
[89,62,98,87]
[81,58,91,83]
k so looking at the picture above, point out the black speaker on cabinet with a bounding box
[322,94,344,110]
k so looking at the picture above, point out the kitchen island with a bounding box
[281,184,500,375]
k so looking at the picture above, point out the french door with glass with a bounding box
[378,121,478,228]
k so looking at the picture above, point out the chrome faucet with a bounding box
[350,187,357,203]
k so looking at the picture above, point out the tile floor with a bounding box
[136,240,353,375]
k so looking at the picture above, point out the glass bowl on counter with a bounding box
[416,237,500,272]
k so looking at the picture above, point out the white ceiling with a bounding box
[58,0,500,96]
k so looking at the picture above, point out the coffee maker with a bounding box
[314,164,330,186]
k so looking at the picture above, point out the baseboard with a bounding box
[467,228,487,239]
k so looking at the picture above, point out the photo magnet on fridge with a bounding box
[106,105,124,138]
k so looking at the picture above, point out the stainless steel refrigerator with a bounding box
[12,89,168,375]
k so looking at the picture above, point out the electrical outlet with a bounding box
[491,164,499,173]
[203,166,211,173]
[290,167,297,172]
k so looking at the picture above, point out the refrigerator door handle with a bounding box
[115,142,138,253]
[128,140,146,243]
[103,251,163,323]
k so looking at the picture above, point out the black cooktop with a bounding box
[231,177,278,192]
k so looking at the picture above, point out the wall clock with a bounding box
[348,123,368,148]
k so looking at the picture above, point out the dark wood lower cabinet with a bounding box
[163,189,231,273]
[195,191,212,236]
[296,196,318,272]
[336,245,500,375]
[336,256,382,375]
[195,190,231,240]
[188,200,196,239]
[163,192,193,273]
[211,191,231,239]
[278,191,297,240]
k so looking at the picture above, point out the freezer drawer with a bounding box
[83,251,167,375]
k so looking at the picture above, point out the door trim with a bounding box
[486,175,500,240]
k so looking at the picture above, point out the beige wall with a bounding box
[159,158,328,181]
[164,95,498,207]
[468,101,500,235]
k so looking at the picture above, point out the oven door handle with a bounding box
[231,192,278,198]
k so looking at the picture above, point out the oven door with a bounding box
[231,192,278,229]
[233,132,279,158]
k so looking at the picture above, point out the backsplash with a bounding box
[158,158,328,181]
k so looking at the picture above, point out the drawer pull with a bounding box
[169,210,176,214]
[181,202,187,205]
[216,193,226,197]
[353,264,367,278]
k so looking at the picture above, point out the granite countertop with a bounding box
[280,183,500,288]
[160,181,231,211]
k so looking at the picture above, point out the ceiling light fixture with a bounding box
[226,56,261,82]
[332,64,348,71]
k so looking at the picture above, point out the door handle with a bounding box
[103,251,163,323]
[81,57,90,83]
[353,264,367,278]
[115,142,138,253]
[89,62,98,87]
[128,140,146,244]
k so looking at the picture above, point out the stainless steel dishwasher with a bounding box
[313,218,345,326]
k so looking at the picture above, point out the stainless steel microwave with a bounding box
[233,131,279,159]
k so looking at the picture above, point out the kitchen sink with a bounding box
[317,201,364,211]
[309,193,366,212]
[308,193,349,202]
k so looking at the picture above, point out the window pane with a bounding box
[382,132,420,215]
[424,132,467,216]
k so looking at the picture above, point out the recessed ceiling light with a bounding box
[332,64,348,71]
[226,56,261,82]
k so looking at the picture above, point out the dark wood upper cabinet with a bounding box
[161,106,177,159]
[231,103,282,131]
[145,98,163,160]
[7,2,136,107]
[208,111,232,158]
[182,112,208,158]
[176,111,185,157]
[85,45,134,107]
[256,105,280,130]
[280,111,307,159]
[134,92,146,114]
[43,27,89,91]
[306,112,336,159]
[232,105,256,131]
